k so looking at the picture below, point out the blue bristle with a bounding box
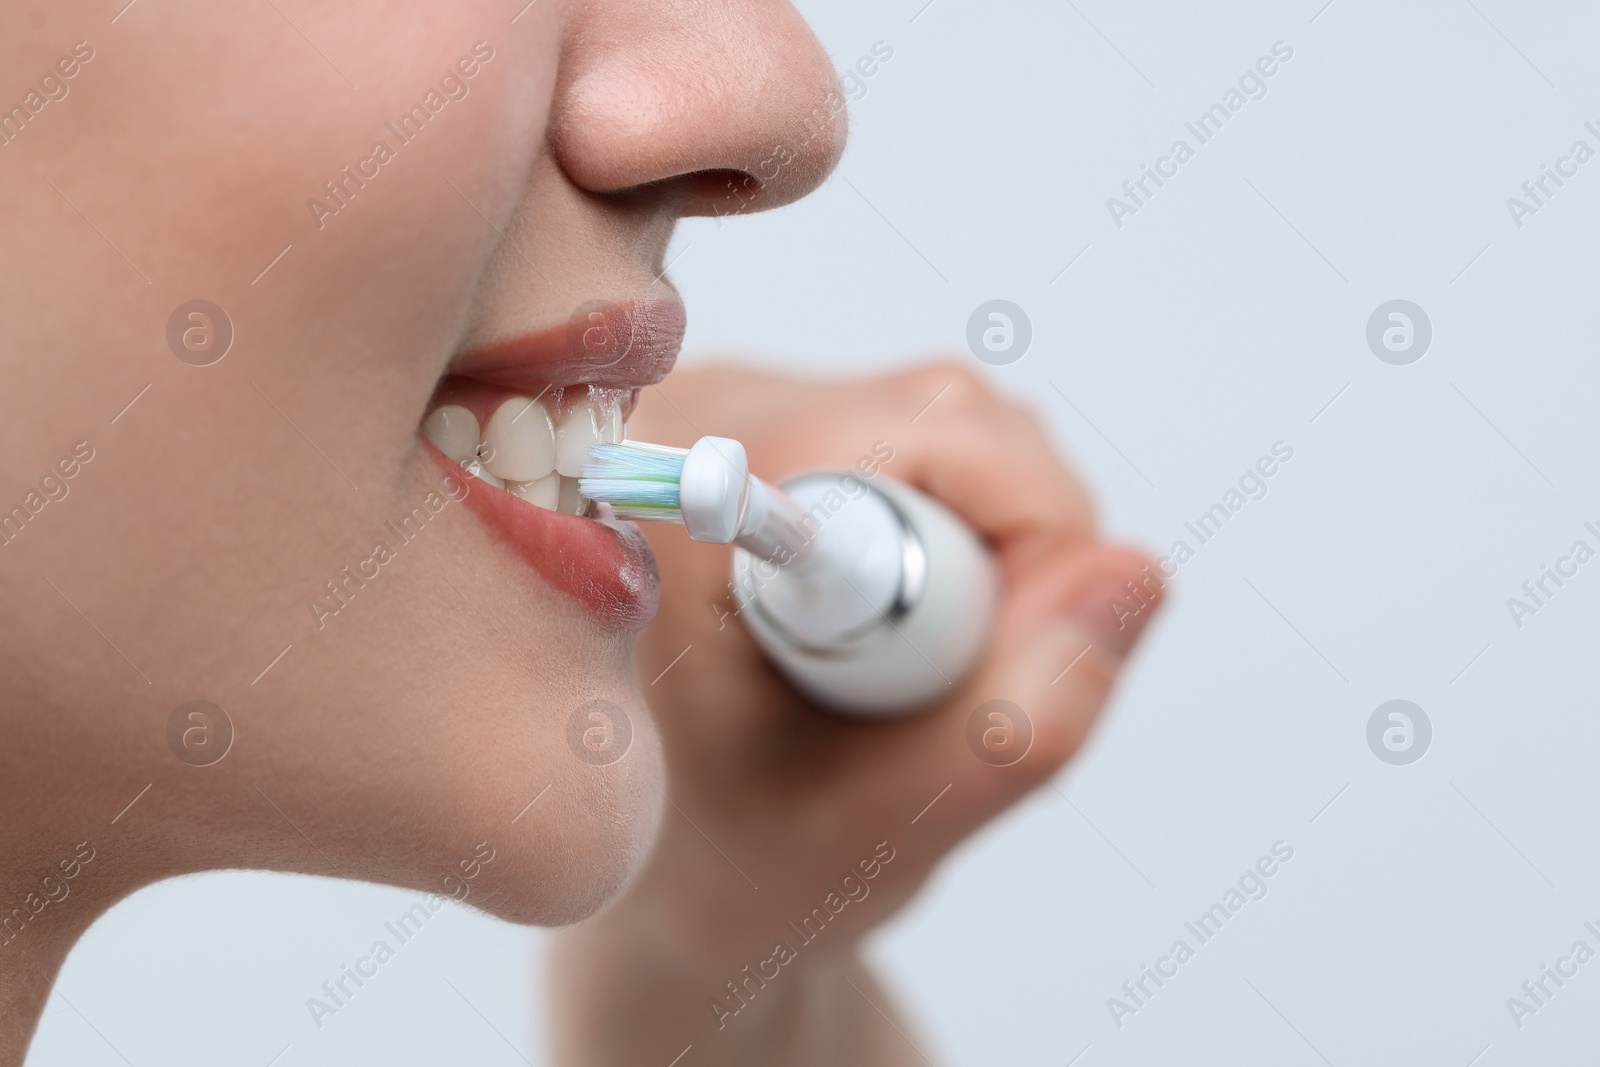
[579,442,688,520]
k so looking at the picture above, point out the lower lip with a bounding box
[428,448,660,629]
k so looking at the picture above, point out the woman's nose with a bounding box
[550,0,846,218]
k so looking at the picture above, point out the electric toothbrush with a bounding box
[580,436,996,715]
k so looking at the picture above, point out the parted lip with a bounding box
[449,296,685,394]
[427,295,682,629]
[425,444,661,629]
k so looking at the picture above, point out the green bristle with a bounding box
[579,442,688,522]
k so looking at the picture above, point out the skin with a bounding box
[0,1,1160,1063]
[554,366,1159,1064]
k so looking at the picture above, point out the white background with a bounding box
[29,0,1600,1063]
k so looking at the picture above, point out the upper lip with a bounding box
[448,296,685,394]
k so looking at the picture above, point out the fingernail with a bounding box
[1065,573,1160,662]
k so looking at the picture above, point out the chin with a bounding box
[456,698,665,928]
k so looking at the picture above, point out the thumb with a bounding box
[896,544,1165,841]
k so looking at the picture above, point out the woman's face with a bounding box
[0,1,842,923]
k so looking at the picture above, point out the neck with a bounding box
[1,929,74,1066]
[0,826,140,1066]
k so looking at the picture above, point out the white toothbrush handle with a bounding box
[729,472,997,717]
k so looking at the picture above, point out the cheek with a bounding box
[4,0,636,917]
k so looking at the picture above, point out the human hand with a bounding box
[550,361,1163,1064]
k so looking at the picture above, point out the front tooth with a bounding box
[557,476,587,516]
[482,396,555,481]
[462,458,504,489]
[597,398,622,444]
[555,397,602,477]
[422,404,480,464]
[590,386,626,444]
[507,473,560,510]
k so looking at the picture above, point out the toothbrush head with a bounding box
[579,441,689,523]
[581,436,758,546]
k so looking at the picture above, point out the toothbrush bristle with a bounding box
[579,442,688,522]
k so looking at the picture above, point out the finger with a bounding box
[646,361,1097,554]
[886,362,1095,548]
[842,543,1164,847]
[889,412,1096,566]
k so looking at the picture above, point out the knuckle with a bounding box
[899,360,992,412]
[1023,720,1083,776]
[938,360,989,400]
[1024,663,1118,770]
[1003,399,1047,435]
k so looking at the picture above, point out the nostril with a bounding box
[682,168,766,218]
[668,128,842,217]
[550,4,846,218]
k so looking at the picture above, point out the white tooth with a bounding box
[597,400,622,445]
[462,458,504,489]
[482,396,555,481]
[590,388,626,444]
[421,404,480,464]
[554,397,603,477]
[557,476,587,516]
[507,473,560,510]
